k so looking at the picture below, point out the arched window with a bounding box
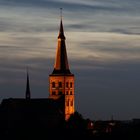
[66,91,68,95]
[52,82,55,88]
[59,82,62,88]
[66,82,69,88]
[70,82,72,88]
[71,101,73,106]
[67,100,69,106]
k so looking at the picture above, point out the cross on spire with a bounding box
[60,8,63,19]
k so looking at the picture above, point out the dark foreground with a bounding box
[1,118,140,140]
[0,99,140,140]
[0,128,140,140]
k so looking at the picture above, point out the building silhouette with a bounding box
[0,17,75,138]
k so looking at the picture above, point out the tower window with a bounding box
[71,101,73,106]
[67,100,69,106]
[59,82,62,88]
[70,91,72,95]
[52,82,55,88]
[66,82,69,88]
[52,91,56,95]
[66,91,68,95]
[70,82,72,88]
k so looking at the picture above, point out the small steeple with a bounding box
[52,9,71,75]
[25,68,31,99]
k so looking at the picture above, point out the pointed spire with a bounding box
[58,8,65,39]
[25,68,31,99]
[52,11,71,75]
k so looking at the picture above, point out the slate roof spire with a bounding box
[25,68,31,99]
[52,10,71,74]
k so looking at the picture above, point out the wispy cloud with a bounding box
[0,0,140,120]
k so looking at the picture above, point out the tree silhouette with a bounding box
[66,111,86,130]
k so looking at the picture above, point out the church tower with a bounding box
[49,17,75,121]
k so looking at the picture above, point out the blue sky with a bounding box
[0,0,140,120]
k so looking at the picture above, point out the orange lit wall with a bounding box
[49,74,74,120]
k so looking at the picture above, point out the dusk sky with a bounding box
[0,0,140,120]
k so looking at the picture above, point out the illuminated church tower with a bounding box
[49,17,75,121]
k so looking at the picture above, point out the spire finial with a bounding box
[60,8,63,19]
[58,8,65,40]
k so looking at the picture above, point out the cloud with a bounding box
[0,0,140,120]
[0,0,140,36]
[1,0,139,14]
[67,32,140,63]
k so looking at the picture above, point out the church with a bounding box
[49,18,75,120]
[0,17,75,135]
